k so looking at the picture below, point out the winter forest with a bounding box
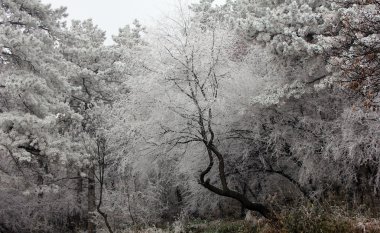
[0,0,380,232]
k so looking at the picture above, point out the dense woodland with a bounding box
[0,0,380,232]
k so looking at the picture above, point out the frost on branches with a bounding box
[1,0,380,232]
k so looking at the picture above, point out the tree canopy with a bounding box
[0,0,379,232]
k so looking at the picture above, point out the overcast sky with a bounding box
[41,0,225,44]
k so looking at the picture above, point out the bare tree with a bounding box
[159,13,277,220]
[94,136,114,233]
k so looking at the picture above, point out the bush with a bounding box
[185,220,259,233]
[281,206,352,233]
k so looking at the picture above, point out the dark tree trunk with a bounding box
[88,166,96,233]
[199,143,277,221]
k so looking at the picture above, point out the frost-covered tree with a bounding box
[149,7,289,219]
[331,0,380,108]
[0,1,89,232]
[193,0,380,107]
[188,0,380,214]
[1,0,380,231]
[58,18,147,232]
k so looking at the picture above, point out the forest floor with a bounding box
[128,217,380,233]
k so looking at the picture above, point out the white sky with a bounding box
[41,0,226,44]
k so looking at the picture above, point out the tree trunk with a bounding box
[88,166,96,233]
[73,170,83,229]
[199,143,277,221]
